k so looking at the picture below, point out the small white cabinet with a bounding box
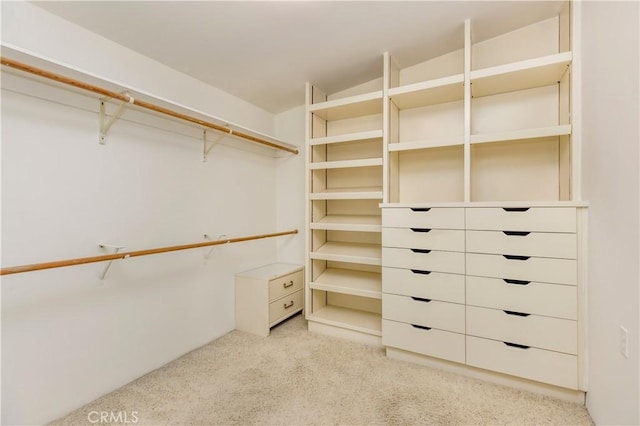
[235,263,304,337]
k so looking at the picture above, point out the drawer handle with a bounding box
[283,280,294,288]
[504,341,530,349]
[502,231,531,236]
[284,300,294,309]
[503,255,530,261]
[411,297,432,303]
[503,279,531,285]
[502,207,530,212]
[411,269,432,275]
[411,208,431,212]
[503,310,531,317]
[411,324,432,331]
[410,228,432,233]
[411,249,432,254]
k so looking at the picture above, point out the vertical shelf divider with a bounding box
[464,19,472,203]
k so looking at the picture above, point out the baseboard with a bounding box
[308,321,382,347]
[386,347,586,405]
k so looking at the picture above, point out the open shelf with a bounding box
[310,187,383,200]
[310,241,382,265]
[389,139,464,152]
[310,158,383,170]
[310,91,384,121]
[310,130,383,146]
[310,214,381,232]
[308,305,382,336]
[471,52,572,98]
[310,268,382,299]
[470,124,572,145]
[389,74,465,109]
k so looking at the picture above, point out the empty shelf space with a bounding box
[470,125,572,145]
[471,52,572,97]
[310,130,383,146]
[308,305,382,336]
[309,187,383,200]
[389,74,465,109]
[310,268,382,299]
[310,158,383,170]
[310,241,382,265]
[389,138,464,152]
[310,215,382,232]
[310,91,384,121]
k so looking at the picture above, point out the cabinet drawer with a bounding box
[383,267,465,304]
[466,230,577,259]
[268,269,304,302]
[466,207,576,233]
[269,289,303,325]
[382,208,465,229]
[466,253,576,285]
[383,247,465,274]
[466,336,578,389]
[466,276,577,320]
[383,228,465,252]
[466,306,577,354]
[383,319,465,363]
[383,293,464,333]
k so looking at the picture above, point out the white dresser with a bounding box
[235,263,304,337]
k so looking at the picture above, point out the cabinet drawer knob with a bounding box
[502,207,530,212]
[502,231,530,236]
[283,280,294,288]
[411,248,432,254]
[503,310,531,317]
[504,341,530,349]
[503,279,531,285]
[410,228,431,233]
[410,208,431,212]
[411,297,431,303]
[503,255,530,261]
[411,324,432,331]
[284,300,294,309]
[410,269,432,275]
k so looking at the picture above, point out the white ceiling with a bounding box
[34,1,564,114]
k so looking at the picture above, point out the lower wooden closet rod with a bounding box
[0,230,298,276]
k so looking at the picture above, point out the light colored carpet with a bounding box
[54,314,593,425]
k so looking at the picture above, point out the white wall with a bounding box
[0,3,293,425]
[581,1,640,424]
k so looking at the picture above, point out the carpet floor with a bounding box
[54,314,593,425]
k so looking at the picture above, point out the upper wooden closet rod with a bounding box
[0,230,298,276]
[0,57,299,155]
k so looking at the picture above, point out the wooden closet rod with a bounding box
[0,57,299,155]
[0,229,298,276]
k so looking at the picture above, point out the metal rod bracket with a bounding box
[99,93,134,144]
[99,243,126,279]
[202,127,233,162]
[203,234,229,259]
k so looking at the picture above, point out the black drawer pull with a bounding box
[411,208,431,212]
[284,300,295,309]
[504,279,531,285]
[504,341,530,349]
[502,231,531,236]
[411,324,432,331]
[283,280,294,288]
[503,310,531,317]
[503,255,530,261]
[411,249,432,254]
[503,207,530,212]
[411,297,432,303]
[411,269,432,275]
[410,228,432,233]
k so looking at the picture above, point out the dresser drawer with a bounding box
[383,320,465,363]
[382,208,465,229]
[466,230,577,259]
[466,306,577,354]
[383,293,464,333]
[383,228,465,252]
[383,267,465,304]
[268,269,304,302]
[466,276,577,320]
[466,207,576,233]
[466,336,578,389]
[383,247,465,274]
[268,289,303,325]
[466,253,577,285]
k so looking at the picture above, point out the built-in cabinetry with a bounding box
[306,2,585,395]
